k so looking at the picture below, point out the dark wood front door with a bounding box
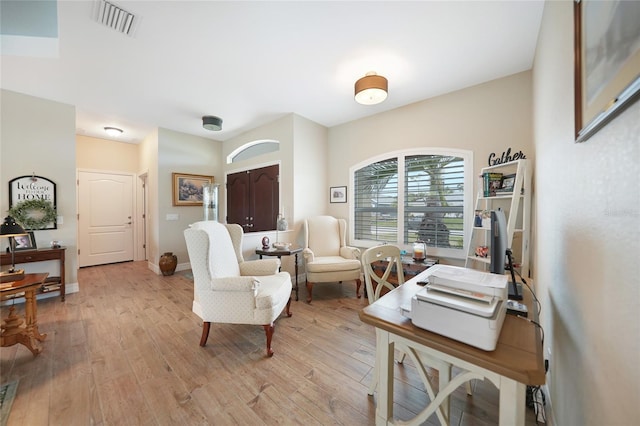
[227,164,279,233]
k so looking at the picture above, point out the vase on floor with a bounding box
[159,252,177,276]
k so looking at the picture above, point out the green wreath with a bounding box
[8,199,57,230]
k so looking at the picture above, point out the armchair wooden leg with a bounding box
[200,321,211,347]
[355,278,362,298]
[263,323,275,357]
[285,297,293,317]
[306,280,313,303]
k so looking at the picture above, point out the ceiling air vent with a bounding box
[93,0,137,36]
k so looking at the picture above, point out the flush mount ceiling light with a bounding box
[104,127,123,137]
[354,72,388,105]
[202,115,223,131]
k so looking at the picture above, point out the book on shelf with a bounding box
[482,172,503,197]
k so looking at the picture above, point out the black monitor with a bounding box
[490,209,522,300]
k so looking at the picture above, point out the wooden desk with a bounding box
[256,245,303,301]
[1,247,66,301]
[0,273,49,355]
[359,265,545,426]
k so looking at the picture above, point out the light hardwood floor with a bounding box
[1,261,540,425]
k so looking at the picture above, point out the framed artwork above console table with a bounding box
[8,175,57,230]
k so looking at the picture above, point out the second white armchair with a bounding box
[302,215,362,303]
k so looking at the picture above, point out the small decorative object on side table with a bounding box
[261,236,270,250]
[256,245,303,301]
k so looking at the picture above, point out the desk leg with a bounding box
[439,362,452,424]
[294,253,299,301]
[499,377,525,426]
[376,330,394,426]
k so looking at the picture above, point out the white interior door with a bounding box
[78,171,134,267]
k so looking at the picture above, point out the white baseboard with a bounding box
[147,261,190,275]
[176,262,190,272]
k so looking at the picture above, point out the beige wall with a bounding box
[221,114,328,276]
[1,89,78,284]
[222,115,293,258]
[157,128,223,269]
[328,71,534,259]
[533,2,640,424]
[76,134,139,172]
[292,114,328,231]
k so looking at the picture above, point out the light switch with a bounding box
[57,215,63,224]
[166,213,179,221]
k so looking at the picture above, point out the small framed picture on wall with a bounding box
[330,186,347,203]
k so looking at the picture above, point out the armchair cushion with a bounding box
[240,259,281,276]
[254,272,292,312]
[305,255,361,274]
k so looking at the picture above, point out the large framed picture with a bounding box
[12,231,37,251]
[8,175,57,230]
[172,173,214,206]
[330,186,347,203]
[574,0,640,142]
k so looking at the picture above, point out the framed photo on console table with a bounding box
[574,0,640,142]
[172,173,214,206]
[12,231,36,251]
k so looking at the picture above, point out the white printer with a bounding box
[411,265,508,351]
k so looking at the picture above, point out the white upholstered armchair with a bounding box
[303,216,362,303]
[184,221,292,357]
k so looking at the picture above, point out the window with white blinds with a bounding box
[352,150,471,257]
[404,155,465,249]
[354,157,399,243]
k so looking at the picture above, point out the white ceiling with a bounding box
[1,1,544,144]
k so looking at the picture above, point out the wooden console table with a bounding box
[0,247,66,301]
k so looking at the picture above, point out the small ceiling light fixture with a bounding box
[354,71,388,105]
[202,115,223,131]
[104,126,123,137]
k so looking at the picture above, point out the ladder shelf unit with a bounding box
[465,159,531,278]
